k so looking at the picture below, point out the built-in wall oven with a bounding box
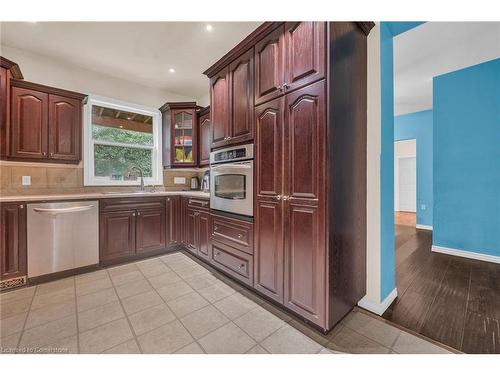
[210,144,253,217]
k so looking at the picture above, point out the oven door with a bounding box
[210,161,253,217]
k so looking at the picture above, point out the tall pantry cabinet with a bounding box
[204,22,373,331]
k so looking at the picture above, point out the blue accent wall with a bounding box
[433,58,500,256]
[380,23,396,300]
[394,110,433,226]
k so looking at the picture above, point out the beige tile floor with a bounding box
[0,251,453,354]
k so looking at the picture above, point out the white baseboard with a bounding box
[432,245,500,264]
[358,288,398,316]
[416,224,433,231]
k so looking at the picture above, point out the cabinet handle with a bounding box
[19,204,24,209]
[42,152,47,156]
[277,84,283,92]
[132,213,136,216]
[237,263,245,270]
[283,82,289,90]
[49,152,54,158]
[237,234,243,239]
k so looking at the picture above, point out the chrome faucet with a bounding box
[128,166,145,191]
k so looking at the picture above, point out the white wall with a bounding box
[394,139,417,212]
[360,23,382,311]
[197,93,210,108]
[0,45,192,108]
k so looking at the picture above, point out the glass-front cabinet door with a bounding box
[173,110,194,164]
[160,102,198,168]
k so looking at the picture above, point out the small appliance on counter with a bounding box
[202,170,210,192]
[190,176,200,190]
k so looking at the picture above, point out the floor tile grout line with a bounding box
[107,266,145,354]
[459,265,473,352]
[14,284,38,350]
[135,257,204,354]
[327,323,393,353]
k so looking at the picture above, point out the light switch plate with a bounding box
[174,177,186,185]
[22,176,31,186]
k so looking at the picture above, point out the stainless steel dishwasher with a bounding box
[27,201,99,278]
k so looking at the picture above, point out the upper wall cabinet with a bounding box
[283,22,326,94]
[209,48,254,150]
[3,79,86,164]
[254,26,285,105]
[197,106,211,167]
[160,102,199,168]
[0,57,23,159]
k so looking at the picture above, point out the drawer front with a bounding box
[186,197,210,211]
[210,240,253,286]
[100,197,165,212]
[211,214,253,255]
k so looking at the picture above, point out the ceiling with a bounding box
[0,22,261,102]
[393,22,500,115]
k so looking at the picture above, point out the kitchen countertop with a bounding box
[0,190,210,203]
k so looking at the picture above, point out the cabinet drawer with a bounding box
[100,197,165,212]
[186,197,210,211]
[210,214,253,255]
[210,240,253,286]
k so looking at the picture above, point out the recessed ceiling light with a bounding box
[205,24,213,32]
[168,68,176,73]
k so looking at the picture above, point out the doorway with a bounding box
[394,139,416,227]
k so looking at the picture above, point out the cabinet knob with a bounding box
[49,152,54,158]
[275,195,282,201]
[215,251,221,257]
[167,198,170,201]
[137,212,140,216]
[214,226,218,231]
[237,263,245,269]
[42,152,47,156]
[19,204,24,209]
[132,213,136,216]
[283,82,289,90]
[237,234,243,239]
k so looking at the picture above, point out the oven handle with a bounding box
[211,161,253,171]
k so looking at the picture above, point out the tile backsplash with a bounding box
[0,161,207,196]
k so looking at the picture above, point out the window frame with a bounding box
[83,95,162,186]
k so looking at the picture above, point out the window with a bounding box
[84,95,162,186]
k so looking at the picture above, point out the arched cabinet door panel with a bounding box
[284,22,326,93]
[210,68,229,149]
[48,94,81,161]
[10,87,48,159]
[254,26,285,106]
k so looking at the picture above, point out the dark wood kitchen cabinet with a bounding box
[136,207,166,254]
[0,57,23,158]
[99,210,136,262]
[7,80,86,163]
[204,22,372,331]
[197,106,211,167]
[254,25,285,106]
[99,197,168,264]
[166,196,181,245]
[208,49,254,149]
[160,102,199,168]
[254,97,284,303]
[0,202,27,288]
[181,197,210,259]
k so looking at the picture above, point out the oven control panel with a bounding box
[210,144,254,165]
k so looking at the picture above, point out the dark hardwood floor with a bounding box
[383,224,500,353]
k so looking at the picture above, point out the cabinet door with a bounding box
[284,22,326,93]
[253,97,284,302]
[48,94,81,162]
[0,203,27,281]
[136,208,166,253]
[254,25,285,106]
[229,48,254,145]
[165,196,177,245]
[198,112,211,166]
[283,80,326,327]
[171,108,197,167]
[185,207,197,255]
[10,87,48,159]
[210,67,229,148]
[197,211,210,260]
[99,210,136,262]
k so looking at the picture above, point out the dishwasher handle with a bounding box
[33,205,95,214]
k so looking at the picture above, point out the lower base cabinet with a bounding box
[99,197,166,264]
[181,197,210,259]
[0,202,27,288]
